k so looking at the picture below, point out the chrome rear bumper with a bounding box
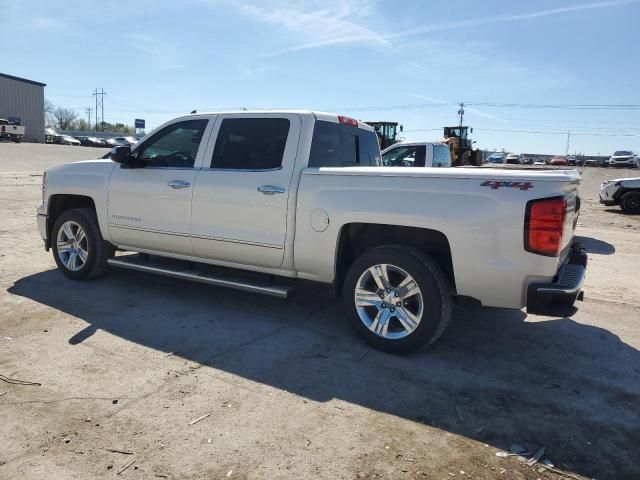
[526,244,587,315]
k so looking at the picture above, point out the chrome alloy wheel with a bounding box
[56,220,89,272]
[354,263,424,339]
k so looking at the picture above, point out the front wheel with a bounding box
[620,192,640,214]
[342,246,452,354]
[51,208,114,280]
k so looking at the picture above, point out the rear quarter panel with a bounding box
[294,168,580,309]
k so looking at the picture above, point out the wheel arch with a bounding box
[47,194,97,248]
[334,223,455,296]
[613,187,640,204]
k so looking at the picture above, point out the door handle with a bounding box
[168,180,191,189]
[257,185,285,195]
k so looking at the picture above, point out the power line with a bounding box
[404,127,640,137]
[466,102,640,110]
[473,128,639,137]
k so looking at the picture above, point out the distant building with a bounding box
[0,72,46,143]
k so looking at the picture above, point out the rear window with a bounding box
[309,120,381,167]
[432,144,451,167]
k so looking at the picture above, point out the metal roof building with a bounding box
[0,73,46,143]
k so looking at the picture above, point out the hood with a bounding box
[45,159,115,175]
[608,177,640,182]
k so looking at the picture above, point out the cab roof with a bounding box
[178,110,374,132]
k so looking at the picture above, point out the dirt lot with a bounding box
[0,143,638,480]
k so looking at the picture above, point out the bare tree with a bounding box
[44,99,55,127]
[51,107,78,131]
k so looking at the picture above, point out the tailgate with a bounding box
[561,184,581,257]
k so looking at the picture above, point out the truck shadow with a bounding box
[8,269,640,480]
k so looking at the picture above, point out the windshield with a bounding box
[613,151,633,156]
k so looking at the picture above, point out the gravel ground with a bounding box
[0,143,638,480]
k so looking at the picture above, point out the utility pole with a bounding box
[565,131,571,156]
[85,107,93,130]
[92,88,106,131]
[458,102,465,127]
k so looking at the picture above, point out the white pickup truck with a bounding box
[381,142,452,168]
[36,110,586,353]
[0,119,25,142]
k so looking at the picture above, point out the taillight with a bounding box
[338,115,358,127]
[524,196,566,256]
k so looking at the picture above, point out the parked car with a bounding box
[114,136,138,146]
[600,177,640,214]
[84,136,108,147]
[533,160,547,166]
[381,142,451,167]
[608,151,636,168]
[60,135,81,146]
[486,153,505,164]
[584,158,598,167]
[104,138,119,147]
[550,156,568,166]
[567,156,577,166]
[45,128,62,144]
[37,110,586,354]
[505,153,521,164]
[76,136,96,146]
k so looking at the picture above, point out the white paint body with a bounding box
[38,110,583,310]
[599,177,640,203]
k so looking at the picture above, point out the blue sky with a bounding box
[2,0,639,154]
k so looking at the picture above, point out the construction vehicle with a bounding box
[365,121,402,150]
[442,125,481,166]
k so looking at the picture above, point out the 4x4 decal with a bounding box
[481,180,533,191]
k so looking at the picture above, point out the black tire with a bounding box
[620,192,640,214]
[51,208,114,280]
[342,245,452,354]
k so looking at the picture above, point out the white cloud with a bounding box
[126,33,188,70]
[205,0,390,55]
[209,0,638,56]
[385,0,640,40]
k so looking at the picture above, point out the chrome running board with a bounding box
[107,255,291,299]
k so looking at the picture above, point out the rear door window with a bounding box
[210,118,290,170]
[309,120,380,167]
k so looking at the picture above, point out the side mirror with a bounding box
[111,145,132,164]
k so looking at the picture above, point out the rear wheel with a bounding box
[51,208,114,280]
[620,192,640,214]
[342,246,452,354]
